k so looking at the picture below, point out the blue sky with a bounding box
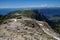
[0,0,60,8]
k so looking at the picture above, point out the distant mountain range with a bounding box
[0,7,60,16]
[53,15,60,17]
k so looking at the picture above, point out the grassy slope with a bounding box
[54,21,60,34]
[0,10,45,24]
[48,16,60,34]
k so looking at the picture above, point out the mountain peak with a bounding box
[0,10,60,40]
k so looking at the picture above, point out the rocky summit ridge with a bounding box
[0,10,60,40]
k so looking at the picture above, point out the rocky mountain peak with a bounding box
[0,10,60,40]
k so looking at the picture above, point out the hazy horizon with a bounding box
[0,0,60,8]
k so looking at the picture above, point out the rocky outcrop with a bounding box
[0,17,56,40]
[0,10,59,40]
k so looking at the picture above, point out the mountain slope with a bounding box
[1,10,47,21]
[0,18,56,40]
[0,10,60,40]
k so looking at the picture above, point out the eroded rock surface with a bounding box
[0,18,56,40]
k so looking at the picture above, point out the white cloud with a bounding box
[39,4,48,7]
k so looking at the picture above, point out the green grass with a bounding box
[53,22,60,34]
